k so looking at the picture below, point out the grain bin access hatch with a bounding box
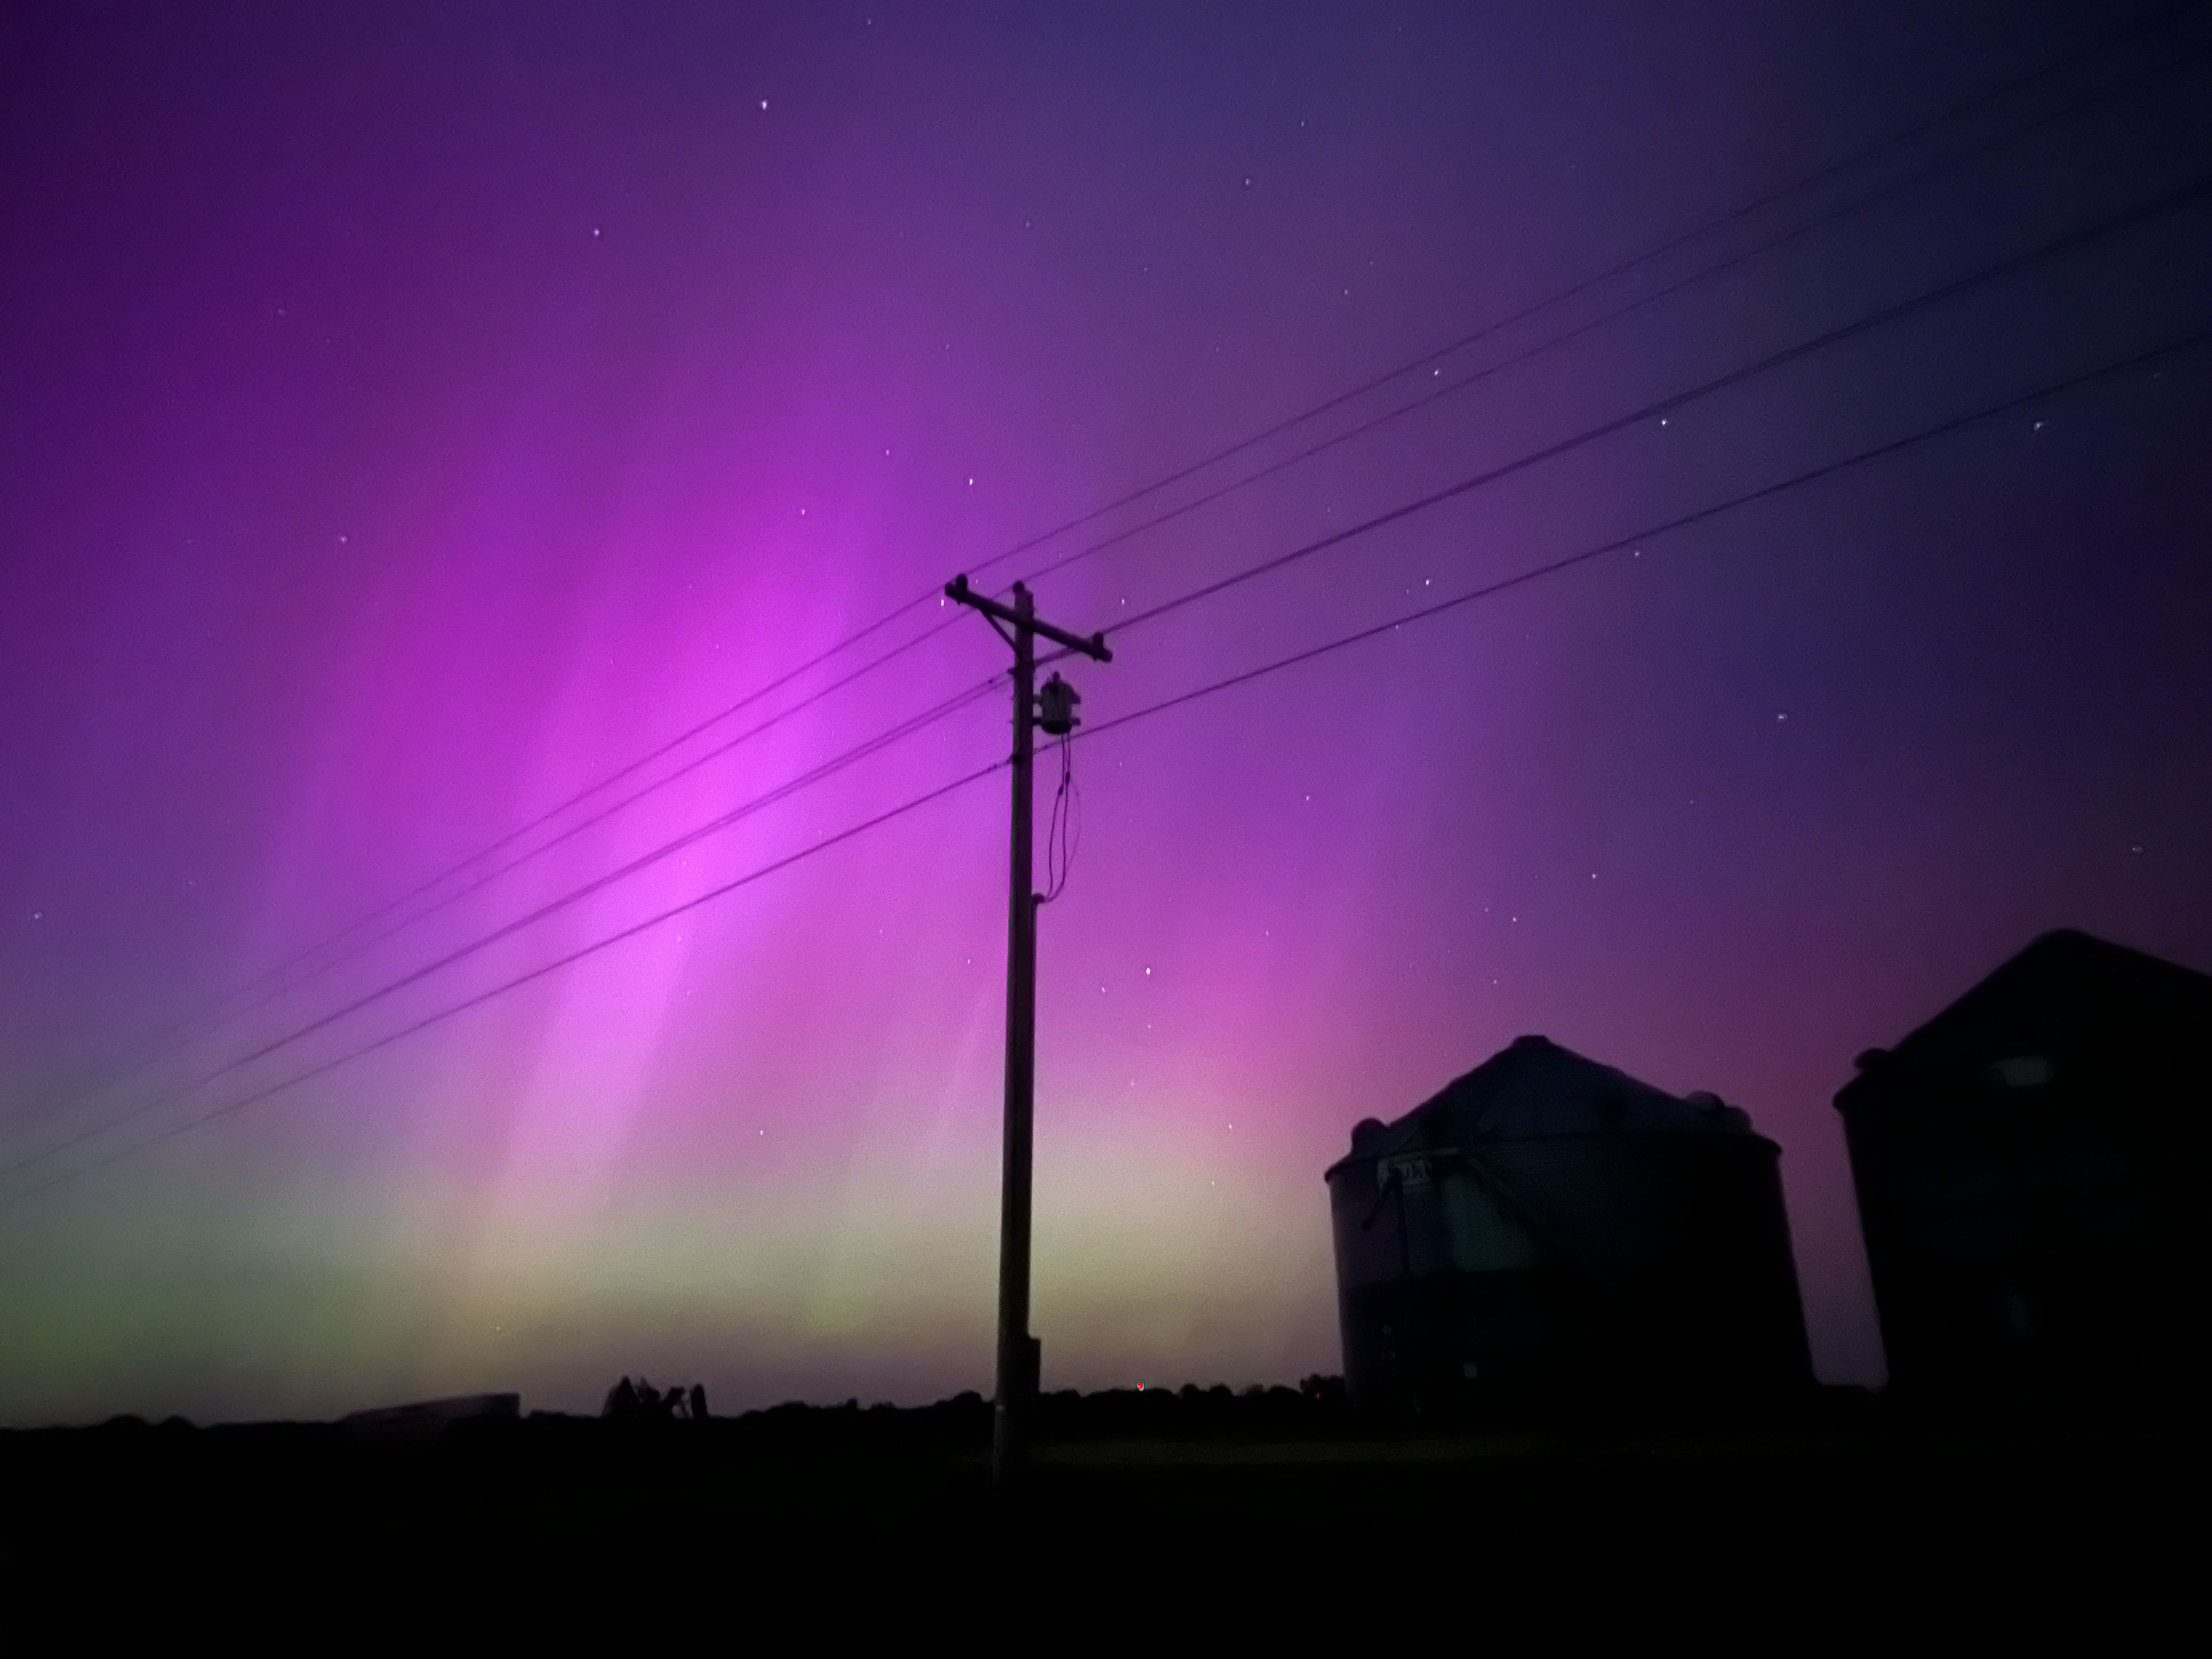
[1325,1035,1811,1420]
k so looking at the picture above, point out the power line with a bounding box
[115,6,2194,1069]
[962,0,2204,594]
[1065,170,2212,653]
[1039,736,1079,905]
[1073,331,2209,751]
[3,760,1009,1209]
[312,16,2194,986]
[133,635,999,1080]
[1002,38,2206,608]
[13,325,2200,1210]
[102,40,2201,1109]
[112,607,973,1086]
[1,676,1000,1184]
[40,155,2209,1184]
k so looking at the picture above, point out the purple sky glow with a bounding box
[3,2,2210,1423]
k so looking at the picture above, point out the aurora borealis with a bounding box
[3,2,2210,1424]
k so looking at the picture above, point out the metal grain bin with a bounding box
[1327,1035,1810,1419]
[1837,930,2212,1414]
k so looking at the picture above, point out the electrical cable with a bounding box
[112,607,970,1085]
[112,38,2199,1104]
[1040,736,1076,903]
[1000,36,2207,608]
[140,632,997,1071]
[40,161,2209,1182]
[10,323,2202,1209]
[115,3,2197,1069]
[1063,743,1082,900]
[963,0,2204,595]
[3,759,1010,1209]
[1,675,1001,1183]
[1071,329,2210,753]
[1055,169,2212,656]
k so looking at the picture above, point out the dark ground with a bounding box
[3,1387,2204,1643]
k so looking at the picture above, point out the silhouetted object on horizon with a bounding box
[1838,929,2212,1416]
[1327,1035,1812,1421]
[602,1376,710,1421]
[340,1393,520,1440]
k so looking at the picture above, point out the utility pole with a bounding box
[945,574,1111,1488]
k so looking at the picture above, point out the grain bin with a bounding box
[1838,929,2212,1414]
[1327,1035,1809,1419]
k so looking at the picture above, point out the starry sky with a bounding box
[3,1,2209,1425]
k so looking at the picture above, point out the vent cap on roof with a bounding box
[1685,1090,1753,1131]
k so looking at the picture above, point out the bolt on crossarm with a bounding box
[944,574,1111,1489]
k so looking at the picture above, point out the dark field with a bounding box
[3,1389,2206,1641]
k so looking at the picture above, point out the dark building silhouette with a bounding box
[1838,929,2212,1414]
[1327,1036,1810,1420]
[340,1392,520,1440]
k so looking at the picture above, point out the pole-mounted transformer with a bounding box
[1036,672,1081,737]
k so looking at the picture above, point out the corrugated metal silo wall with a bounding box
[1329,1135,1809,1418]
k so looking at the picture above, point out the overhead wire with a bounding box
[118,29,2199,1101]
[1070,330,2211,753]
[108,603,973,1086]
[3,760,1011,1209]
[961,0,2204,595]
[22,10,2203,1200]
[999,34,2207,608]
[1040,735,1078,904]
[140,628,1000,1068]
[110,2,2198,1072]
[1,674,1002,1182]
[25,157,2209,1191]
[1052,169,2212,654]
[13,322,2202,1209]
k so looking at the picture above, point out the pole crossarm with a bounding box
[946,575,1112,662]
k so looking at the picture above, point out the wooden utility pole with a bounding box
[945,575,1110,1488]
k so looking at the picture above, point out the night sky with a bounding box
[4,2,2209,1425]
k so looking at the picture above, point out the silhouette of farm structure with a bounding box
[1840,929,2212,1415]
[6,934,2210,1639]
[1327,1035,1810,1421]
